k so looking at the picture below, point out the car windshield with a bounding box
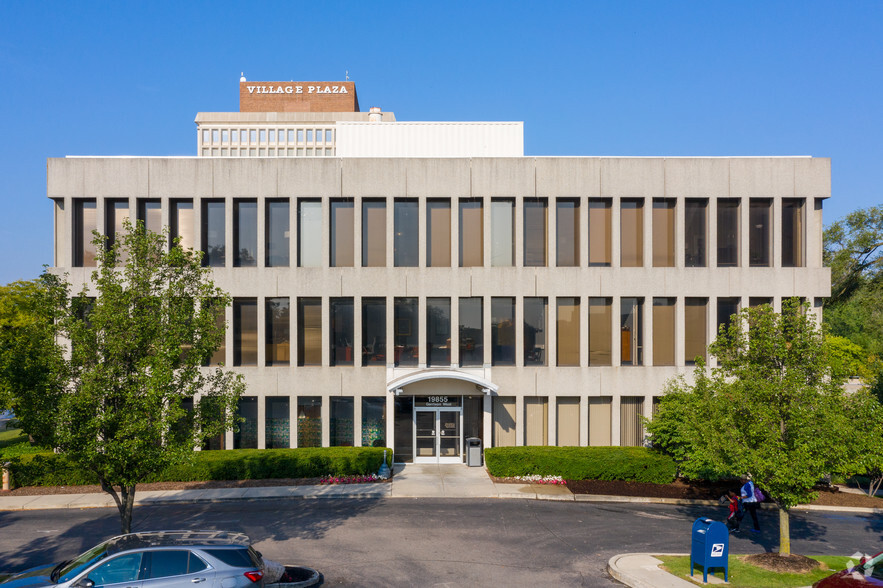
[56,542,110,583]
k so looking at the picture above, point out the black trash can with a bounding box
[466,437,482,467]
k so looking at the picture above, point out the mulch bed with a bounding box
[743,552,820,573]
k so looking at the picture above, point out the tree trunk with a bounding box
[100,479,137,534]
[778,506,791,555]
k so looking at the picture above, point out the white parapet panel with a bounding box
[335,121,524,157]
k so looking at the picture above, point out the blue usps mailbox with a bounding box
[691,517,729,582]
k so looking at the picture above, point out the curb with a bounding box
[607,553,693,588]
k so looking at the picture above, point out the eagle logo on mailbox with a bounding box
[711,543,725,557]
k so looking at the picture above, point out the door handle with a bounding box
[192,578,207,583]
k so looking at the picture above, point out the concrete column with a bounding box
[354,295,363,367]
[451,296,460,367]
[611,197,621,268]
[257,197,266,268]
[321,295,329,367]
[772,197,782,269]
[321,198,330,269]
[644,296,654,367]
[580,296,588,368]
[451,198,460,268]
[418,296,427,368]
[612,297,622,366]
[387,393,396,457]
[418,197,427,268]
[514,197,524,267]
[321,395,330,447]
[483,195,492,267]
[290,197,298,268]
[354,197,363,268]
[257,396,266,449]
[611,395,622,447]
[548,396,557,446]
[643,198,653,270]
[579,395,589,447]
[483,394,494,448]
[675,196,686,268]
[548,198,557,268]
[676,295,686,367]
[387,297,395,369]
[708,198,718,268]
[483,295,492,369]
[225,197,233,269]
[580,196,589,269]
[290,396,297,448]
[257,297,266,368]
[544,297,555,369]
[386,197,395,269]
[515,395,525,446]
[353,396,363,448]
[515,295,525,367]
[740,196,750,269]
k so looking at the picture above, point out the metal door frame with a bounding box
[413,406,463,464]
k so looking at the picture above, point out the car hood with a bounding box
[0,563,56,588]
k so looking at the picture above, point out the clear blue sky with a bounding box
[1,1,880,284]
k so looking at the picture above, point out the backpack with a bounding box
[752,485,765,502]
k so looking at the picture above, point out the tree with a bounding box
[0,277,67,446]
[823,205,883,306]
[843,389,883,498]
[648,299,860,555]
[46,220,244,533]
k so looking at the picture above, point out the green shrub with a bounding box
[484,446,677,484]
[8,447,393,488]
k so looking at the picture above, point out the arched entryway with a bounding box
[387,369,498,464]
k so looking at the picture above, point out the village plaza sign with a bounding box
[245,85,349,95]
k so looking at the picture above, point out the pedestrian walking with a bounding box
[740,475,761,532]
[722,490,743,533]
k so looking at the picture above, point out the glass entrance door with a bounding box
[414,408,462,463]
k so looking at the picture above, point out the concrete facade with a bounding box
[47,154,831,462]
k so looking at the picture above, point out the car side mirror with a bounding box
[74,578,95,588]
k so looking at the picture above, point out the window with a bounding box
[266,297,290,366]
[588,397,612,446]
[426,298,451,366]
[212,129,219,143]
[620,297,643,365]
[362,297,386,366]
[588,297,612,366]
[266,199,290,267]
[523,198,548,266]
[717,297,740,336]
[491,297,516,366]
[394,396,414,462]
[621,199,644,267]
[361,397,386,447]
[459,297,483,367]
[684,298,707,365]
[89,553,143,585]
[170,200,194,251]
[782,198,805,267]
[105,200,130,262]
[234,396,257,449]
[493,396,516,447]
[717,199,740,267]
[620,397,645,446]
[298,200,322,267]
[749,199,771,267]
[145,550,208,578]
[426,199,451,266]
[524,397,549,446]
[234,200,257,267]
[205,301,225,366]
[201,200,225,267]
[394,297,418,367]
[330,199,354,267]
[588,198,612,266]
[491,199,514,266]
[749,297,772,309]
[266,397,290,449]
[362,199,386,267]
[557,397,580,446]
[259,129,267,143]
[73,199,97,267]
[652,297,675,366]
[459,198,483,267]
[556,297,580,366]
[137,199,162,236]
[297,298,322,366]
[652,199,675,267]
[523,297,547,366]
[297,396,321,447]
[331,397,354,446]
[233,298,257,366]
[394,199,418,267]
[556,198,580,266]
[330,298,354,366]
[685,199,707,267]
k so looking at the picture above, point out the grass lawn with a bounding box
[0,428,48,459]
[0,427,24,446]
[658,554,853,588]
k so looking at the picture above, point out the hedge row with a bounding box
[8,447,393,488]
[484,446,677,484]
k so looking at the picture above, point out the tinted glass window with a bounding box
[89,553,143,585]
[204,548,254,568]
[147,550,189,578]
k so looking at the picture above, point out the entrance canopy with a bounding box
[387,368,499,396]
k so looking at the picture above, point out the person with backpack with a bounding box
[740,474,762,533]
